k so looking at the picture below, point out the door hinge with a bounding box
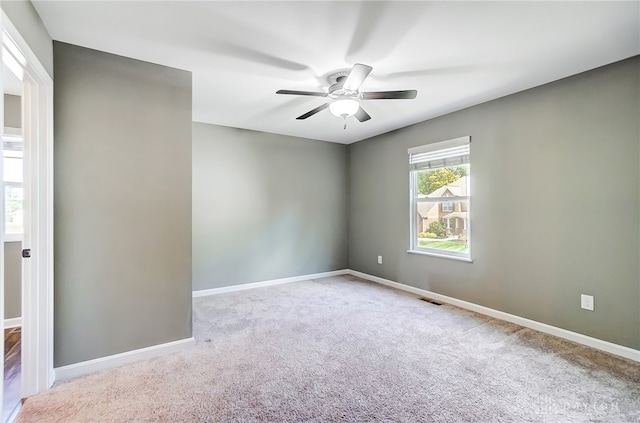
[22,248,31,258]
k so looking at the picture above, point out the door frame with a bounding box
[0,11,5,420]
[1,11,54,404]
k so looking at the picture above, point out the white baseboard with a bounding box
[193,269,349,297]
[348,270,640,363]
[4,317,22,328]
[54,337,196,381]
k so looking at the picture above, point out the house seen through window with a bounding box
[409,136,470,260]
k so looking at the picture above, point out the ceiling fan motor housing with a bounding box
[325,70,351,86]
[328,80,358,99]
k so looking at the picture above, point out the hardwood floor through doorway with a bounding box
[3,327,21,423]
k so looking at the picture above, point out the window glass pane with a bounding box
[5,185,23,234]
[3,157,23,182]
[415,199,469,254]
[415,164,469,196]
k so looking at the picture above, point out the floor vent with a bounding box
[419,298,442,306]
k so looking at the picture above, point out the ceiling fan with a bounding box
[276,63,417,124]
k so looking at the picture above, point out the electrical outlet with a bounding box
[581,294,594,311]
[377,255,383,264]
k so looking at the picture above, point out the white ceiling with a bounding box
[32,1,639,144]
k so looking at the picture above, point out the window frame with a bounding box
[408,136,472,262]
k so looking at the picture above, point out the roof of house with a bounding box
[417,176,469,219]
[425,176,469,198]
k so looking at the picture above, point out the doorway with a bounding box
[2,29,25,423]
[1,11,54,422]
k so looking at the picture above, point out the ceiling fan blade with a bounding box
[296,103,329,120]
[277,89,328,97]
[361,90,417,100]
[355,106,371,122]
[342,63,373,91]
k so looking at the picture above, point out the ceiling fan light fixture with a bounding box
[278,63,416,122]
[329,99,359,118]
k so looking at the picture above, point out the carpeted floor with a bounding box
[14,275,640,422]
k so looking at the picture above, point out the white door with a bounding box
[1,13,54,420]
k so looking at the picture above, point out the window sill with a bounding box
[407,249,473,263]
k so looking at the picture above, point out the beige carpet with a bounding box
[15,275,640,422]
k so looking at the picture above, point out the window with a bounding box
[408,136,471,261]
[3,129,24,240]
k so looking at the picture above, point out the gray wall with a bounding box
[54,42,192,366]
[4,242,22,319]
[1,0,53,78]
[192,123,348,291]
[4,94,22,320]
[348,56,640,350]
[4,94,21,128]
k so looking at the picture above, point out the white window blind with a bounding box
[408,136,470,171]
